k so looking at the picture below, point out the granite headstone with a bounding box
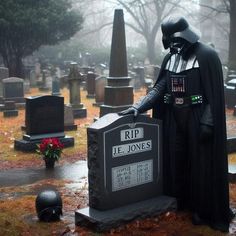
[86,71,96,98]
[93,76,107,106]
[75,113,176,231]
[3,101,18,117]
[14,95,74,151]
[64,104,77,131]
[0,67,9,98]
[2,77,25,104]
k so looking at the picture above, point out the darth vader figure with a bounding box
[120,16,232,232]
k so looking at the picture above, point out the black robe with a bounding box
[153,42,230,230]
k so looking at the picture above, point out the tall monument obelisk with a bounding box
[100,9,133,117]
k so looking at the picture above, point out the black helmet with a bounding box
[35,189,63,222]
[161,16,200,49]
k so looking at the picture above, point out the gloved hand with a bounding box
[200,124,213,143]
[118,107,139,117]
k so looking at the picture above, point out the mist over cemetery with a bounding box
[1,0,236,235]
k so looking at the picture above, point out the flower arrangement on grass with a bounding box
[36,138,64,162]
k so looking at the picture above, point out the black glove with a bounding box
[119,79,166,118]
[118,107,139,117]
[200,124,213,143]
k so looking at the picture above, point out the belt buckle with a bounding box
[175,97,184,105]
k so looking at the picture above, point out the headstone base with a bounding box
[73,108,87,118]
[52,92,61,96]
[39,87,50,92]
[0,104,4,111]
[15,102,25,109]
[86,94,95,99]
[3,110,18,117]
[4,97,25,103]
[228,164,236,183]
[75,196,177,232]
[64,124,78,131]
[227,137,236,153]
[100,104,131,117]
[14,136,74,152]
[93,102,103,107]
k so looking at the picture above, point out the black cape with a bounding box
[153,42,230,229]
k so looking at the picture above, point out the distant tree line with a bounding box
[0,0,83,78]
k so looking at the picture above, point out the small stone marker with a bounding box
[0,67,9,99]
[3,101,18,117]
[93,76,106,106]
[64,104,77,131]
[75,113,177,231]
[86,71,96,98]
[68,63,87,118]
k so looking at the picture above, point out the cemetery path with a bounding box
[0,160,87,187]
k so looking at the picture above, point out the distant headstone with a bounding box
[14,95,74,152]
[225,78,236,109]
[29,70,37,87]
[75,113,176,231]
[68,62,87,118]
[86,71,96,98]
[0,67,9,98]
[24,78,30,94]
[133,66,145,89]
[52,76,61,96]
[2,77,25,104]
[64,104,77,131]
[39,70,50,91]
[3,101,18,117]
[35,63,41,80]
[93,76,107,106]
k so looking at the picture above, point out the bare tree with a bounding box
[106,0,182,64]
[75,0,183,64]
[197,0,236,70]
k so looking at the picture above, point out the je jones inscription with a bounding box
[109,127,154,191]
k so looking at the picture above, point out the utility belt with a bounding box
[164,93,203,106]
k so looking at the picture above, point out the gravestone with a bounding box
[29,70,37,87]
[39,70,50,91]
[100,9,133,117]
[75,113,176,231]
[64,104,77,131]
[35,62,41,82]
[14,95,74,152]
[24,78,30,94]
[3,101,18,117]
[133,66,145,90]
[68,62,87,118]
[52,76,61,96]
[2,77,25,105]
[224,77,236,109]
[0,67,9,99]
[86,71,96,98]
[93,76,107,106]
[0,67,9,108]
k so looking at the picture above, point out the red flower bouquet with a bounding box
[36,138,64,162]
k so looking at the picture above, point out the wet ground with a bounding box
[0,160,87,187]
